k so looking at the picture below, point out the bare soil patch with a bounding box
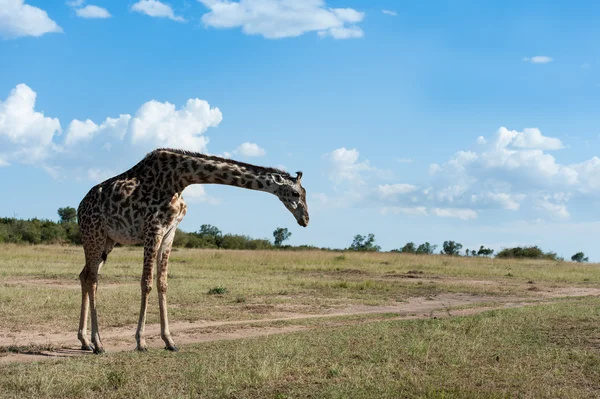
[2,278,135,290]
[3,283,599,365]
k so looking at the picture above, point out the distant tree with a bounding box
[399,242,416,254]
[273,227,292,246]
[441,240,463,256]
[571,252,589,263]
[192,224,223,247]
[416,242,437,255]
[57,207,77,224]
[349,233,381,252]
[198,224,222,238]
[477,245,494,257]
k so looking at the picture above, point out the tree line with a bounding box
[348,233,589,263]
[0,207,592,262]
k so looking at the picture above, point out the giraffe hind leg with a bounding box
[78,238,115,353]
[79,256,103,353]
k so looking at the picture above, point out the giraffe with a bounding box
[76,148,309,353]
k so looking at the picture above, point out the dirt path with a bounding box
[2,287,599,365]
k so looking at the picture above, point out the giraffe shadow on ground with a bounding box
[0,346,93,362]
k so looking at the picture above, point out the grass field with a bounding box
[1,244,599,398]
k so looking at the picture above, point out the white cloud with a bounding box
[234,142,266,157]
[43,164,62,180]
[377,184,418,200]
[381,206,477,220]
[0,0,62,39]
[311,192,331,206]
[471,192,524,211]
[131,0,185,22]
[433,184,470,203]
[66,0,84,6]
[431,208,478,220]
[87,168,115,183]
[417,126,600,224]
[434,127,576,191]
[381,10,397,16]
[572,157,600,192]
[181,184,221,205]
[324,147,373,184]
[396,157,413,164]
[76,5,111,19]
[129,98,222,152]
[380,205,478,220]
[65,114,131,146]
[198,0,365,39]
[317,26,363,39]
[523,56,553,64]
[315,126,600,227]
[0,83,225,171]
[380,206,427,216]
[65,119,98,146]
[535,199,570,221]
[496,127,564,150]
[428,163,440,175]
[0,84,61,164]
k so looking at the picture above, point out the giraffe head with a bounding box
[271,171,309,227]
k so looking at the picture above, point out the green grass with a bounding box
[1,297,599,398]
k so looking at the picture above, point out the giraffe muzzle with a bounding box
[297,216,309,227]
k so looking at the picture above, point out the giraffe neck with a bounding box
[153,149,286,194]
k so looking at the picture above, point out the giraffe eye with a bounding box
[292,192,300,198]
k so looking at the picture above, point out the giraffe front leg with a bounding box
[135,230,162,352]
[135,270,153,351]
[157,229,177,351]
[89,279,104,354]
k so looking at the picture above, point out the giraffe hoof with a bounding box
[135,346,148,352]
[81,344,94,351]
[93,347,105,355]
[165,345,179,352]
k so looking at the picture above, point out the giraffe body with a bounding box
[76,148,308,353]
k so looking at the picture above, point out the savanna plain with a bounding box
[1,244,599,398]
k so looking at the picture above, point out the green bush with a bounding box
[496,246,560,261]
[0,217,80,245]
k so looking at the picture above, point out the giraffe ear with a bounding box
[271,173,286,185]
[296,171,303,183]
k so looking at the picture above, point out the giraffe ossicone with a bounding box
[76,148,309,353]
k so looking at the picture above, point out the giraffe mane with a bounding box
[152,148,293,178]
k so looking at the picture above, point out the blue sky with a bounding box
[1,0,599,260]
